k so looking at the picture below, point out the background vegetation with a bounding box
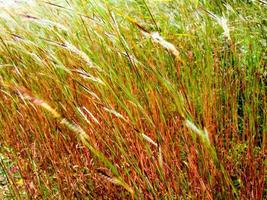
[0,0,266,199]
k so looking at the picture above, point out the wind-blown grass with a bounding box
[0,0,266,199]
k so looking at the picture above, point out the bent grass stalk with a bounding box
[184,119,238,197]
[1,82,135,198]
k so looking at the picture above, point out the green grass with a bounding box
[0,0,266,199]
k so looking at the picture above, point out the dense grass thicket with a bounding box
[0,0,266,199]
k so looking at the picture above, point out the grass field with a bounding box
[0,0,266,199]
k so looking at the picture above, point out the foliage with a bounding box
[0,0,266,199]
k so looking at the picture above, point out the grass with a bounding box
[0,0,266,199]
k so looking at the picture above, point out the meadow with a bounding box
[0,0,266,199]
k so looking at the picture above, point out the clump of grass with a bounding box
[0,0,266,199]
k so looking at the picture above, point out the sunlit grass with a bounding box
[0,0,266,199]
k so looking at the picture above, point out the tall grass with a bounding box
[0,0,266,199]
